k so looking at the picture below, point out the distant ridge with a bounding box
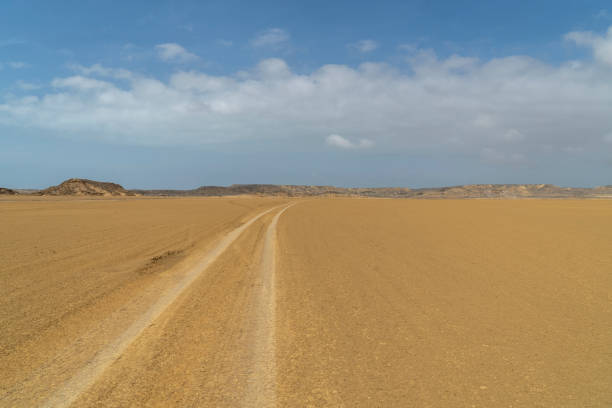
[408,184,612,199]
[133,183,612,199]
[5,179,612,198]
[131,184,414,198]
[38,178,133,196]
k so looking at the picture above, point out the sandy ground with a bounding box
[1,198,611,407]
[276,199,612,407]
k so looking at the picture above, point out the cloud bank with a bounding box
[1,30,612,166]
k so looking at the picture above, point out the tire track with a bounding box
[243,204,294,408]
[41,205,284,408]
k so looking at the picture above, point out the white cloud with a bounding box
[155,43,198,63]
[351,39,379,53]
[326,134,374,149]
[2,26,612,164]
[69,63,133,79]
[442,55,478,71]
[256,58,291,78]
[51,76,113,90]
[250,28,289,48]
[565,27,612,66]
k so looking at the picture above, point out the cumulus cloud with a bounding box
[250,28,289,48]
[2,26,612,165]
[51,76,113,90]
[255,58,291,78]
[155,43,198,62]
[326,134,374,149]
[69,63,133,79]
[351,39,378,53]
[565,27,612,65]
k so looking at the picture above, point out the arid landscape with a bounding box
[1,194,611,407]
[5,1,612,406]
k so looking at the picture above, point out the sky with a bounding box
[1,0,612,189]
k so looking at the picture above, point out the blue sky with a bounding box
[2,0,612,189]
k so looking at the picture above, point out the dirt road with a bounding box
[1,198,611,407]
[0,198,287,406]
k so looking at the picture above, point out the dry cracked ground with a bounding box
[1,197,611,407]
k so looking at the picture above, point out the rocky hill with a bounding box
[39,179,132,196]
[0,187,18,195]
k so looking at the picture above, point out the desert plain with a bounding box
[1,197,611,407]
